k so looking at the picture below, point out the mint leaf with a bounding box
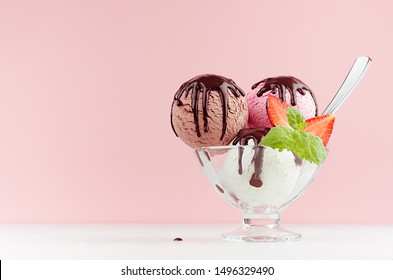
[260,127,295,152]
[287,107,307,130]
[292,130,326,165]
[260,118,326,165]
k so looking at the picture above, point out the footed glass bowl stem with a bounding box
[222,212,301,242]
[243,212,279,230]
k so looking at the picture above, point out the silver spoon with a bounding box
[322,56,372,115]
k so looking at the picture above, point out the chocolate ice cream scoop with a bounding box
[171,74,248,148]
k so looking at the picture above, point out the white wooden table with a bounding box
[0,224,392,259]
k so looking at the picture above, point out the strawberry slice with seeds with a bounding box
[267,95,290,127]
[304,114,335,146]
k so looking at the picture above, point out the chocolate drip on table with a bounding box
[232,128,270,188]
[251,76,318,116]
[171,74,245,140]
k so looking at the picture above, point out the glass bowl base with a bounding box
[222,225,301,242]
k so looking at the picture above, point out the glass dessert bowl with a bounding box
[196,145,326,242]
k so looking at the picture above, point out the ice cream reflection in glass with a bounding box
[196,144,326,241]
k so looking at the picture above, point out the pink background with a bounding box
[0,0,392,223]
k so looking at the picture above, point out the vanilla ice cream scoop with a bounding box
[219,146,303,208]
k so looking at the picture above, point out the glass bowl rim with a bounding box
[196,145,329,153]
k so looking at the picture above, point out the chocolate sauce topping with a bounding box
[249,172,263,188]
[232,128,271,146]
[293,152,303,166]
[231,128,270,188]
[195,150,203,167]
[171,74,245,140]
[251,76,318,116]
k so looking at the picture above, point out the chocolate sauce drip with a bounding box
[171,74,245,140]
[232,128,271,146]
[250,146,264,188]
[195,150,203,167]
[251,76,318,116]
[249,172,263,188]
[215,184,224,193]
[237,146,244,175]
[231,128,270,188]
[292,152,303,166]
[204,151,210,161]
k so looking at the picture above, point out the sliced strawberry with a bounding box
[304,114,335,146]
[267,95,290,127]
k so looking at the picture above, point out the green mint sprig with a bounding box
[260,107,326,165]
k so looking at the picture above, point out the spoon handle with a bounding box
[322,56,372,115]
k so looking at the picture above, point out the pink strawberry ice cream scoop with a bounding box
[171,74,248,148]
[246,76,318,129]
